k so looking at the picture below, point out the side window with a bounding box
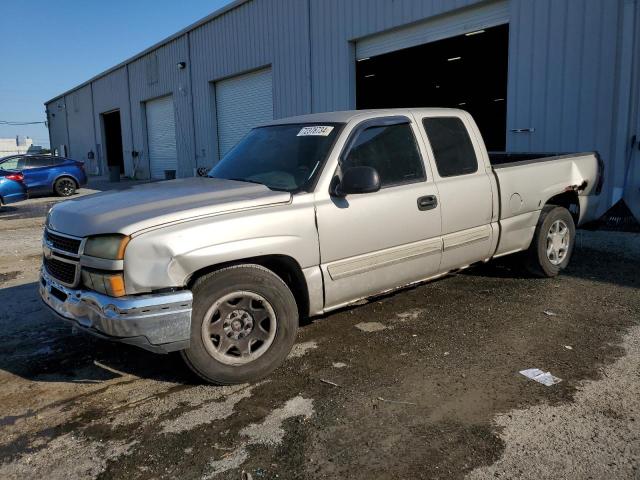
[422,117,478,177]
[342,122,425,187]
[26,157,53,168]
[0,156,25,170]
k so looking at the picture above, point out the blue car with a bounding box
[0,154,87,197]
[0,170,28,206]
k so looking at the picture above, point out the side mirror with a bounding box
[333,166,381,197]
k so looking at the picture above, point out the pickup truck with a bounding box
[40,108,603,384]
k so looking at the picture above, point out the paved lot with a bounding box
[0,189,639,479]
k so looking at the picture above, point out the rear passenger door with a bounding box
[24,157,55,192]
[316,116,442,309]
[416,113,494,272]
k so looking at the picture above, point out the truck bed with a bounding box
[488,151,592,167]
[489,150,602,258]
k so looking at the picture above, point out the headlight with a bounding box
[83,234,130,260]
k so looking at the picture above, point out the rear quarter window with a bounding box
[422,117,478,177]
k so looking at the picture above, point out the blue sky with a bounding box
[0,0,232,147]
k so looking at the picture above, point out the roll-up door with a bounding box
[146,95,177,179]
[215,68,273,159]
[356,1,509,60]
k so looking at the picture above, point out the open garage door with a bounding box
[102,110,124,175]
[356,3,509,151]
[215,68,273,159]
[146,95,177,180]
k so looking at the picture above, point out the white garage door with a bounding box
[146,95,177,179]
[356,0,509,60]
[216,68,273,159]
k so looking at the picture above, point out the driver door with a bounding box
[315,116,442,309]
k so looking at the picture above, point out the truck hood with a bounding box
[47,177,292,237]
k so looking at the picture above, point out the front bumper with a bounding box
[39,270,192,353]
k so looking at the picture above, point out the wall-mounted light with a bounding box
[177,62,186,70]
[465,29,485,36]
[447,56,462,62]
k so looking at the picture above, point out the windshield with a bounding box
[209,123,343,192]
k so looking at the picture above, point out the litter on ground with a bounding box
[320,379,341,387]
[519,368,563,386]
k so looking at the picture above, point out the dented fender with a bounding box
[122,195,320,295]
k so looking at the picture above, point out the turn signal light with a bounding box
[106,274,126,297]
[82,269,126,297]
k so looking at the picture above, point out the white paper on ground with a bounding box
[519,368,562,386]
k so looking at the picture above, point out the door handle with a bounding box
[417,195,438,211]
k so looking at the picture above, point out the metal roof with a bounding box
[45,0,252,105]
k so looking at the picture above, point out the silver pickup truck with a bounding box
[40,108,603,384]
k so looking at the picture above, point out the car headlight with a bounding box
[83,234,130,260]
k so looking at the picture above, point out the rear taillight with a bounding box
[6,173,24,182]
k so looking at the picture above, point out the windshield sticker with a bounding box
[297,126,334,137]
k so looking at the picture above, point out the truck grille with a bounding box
[44,257,77,285]
[45,230,81,254]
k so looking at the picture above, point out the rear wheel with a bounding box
[525,206,576,277]
[181,264,298,385]
[54,177,77,197]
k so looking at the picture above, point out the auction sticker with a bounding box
[297,126,334,136]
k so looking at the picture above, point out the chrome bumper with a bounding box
[39,270,192,353]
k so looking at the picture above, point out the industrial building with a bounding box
[45,0,640,220]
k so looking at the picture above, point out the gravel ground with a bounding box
[0,190,638,479]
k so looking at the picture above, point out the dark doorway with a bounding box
[102,110,124,174]
[356,24,509,151]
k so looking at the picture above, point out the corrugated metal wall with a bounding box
[46,0,638,219]
[46,98,69,156]
[507,0,627,217]
[189,0,311,169]
[624,0,640,220]
[64,85,96,171]
[127,36,195,178]
[91,67,134,176]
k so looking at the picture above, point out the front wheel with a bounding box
[54,177,77,197]
[181,264,298,385]
[525,205,576,277]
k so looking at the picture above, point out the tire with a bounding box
[525,205,576,277]
[181,264,298,385]
[54,177,77,197]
